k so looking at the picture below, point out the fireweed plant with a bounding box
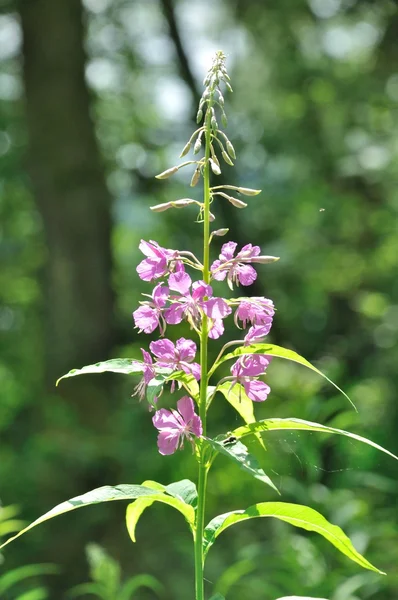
[2,52,398,600]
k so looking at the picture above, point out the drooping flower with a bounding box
[211,242,278,289]
[230,354,271,402]
[244,324,272,346]
[150,338,201,380]
[164,272,231,337]
[152,396,202,455]
[133,283,169,334]
[136,240,184,282]
[131,349,157,403]
[234,297,274,330]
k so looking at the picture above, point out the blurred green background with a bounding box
[1,0,398,598]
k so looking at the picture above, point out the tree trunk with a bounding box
[19,0,115,383]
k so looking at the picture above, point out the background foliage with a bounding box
[1,0,397,598]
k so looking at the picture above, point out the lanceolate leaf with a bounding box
[126,492,195,542]
[231,418,398,461]
[211,344,354,409]
[0,485,162,549]
[206,439,278,494]
[217,382,266,451]
[165,479,198,507]
[203,502,384,574]
[56,359,145,385]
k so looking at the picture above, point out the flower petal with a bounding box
[176,338,197,361]
[133,306,160,333]
[164,303,185,325]
[150,338,176,361]
[156,430,181,455]
[243,379,271,402]
[168,271,192,295]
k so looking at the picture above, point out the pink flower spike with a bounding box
[242,379,271,402]
[133,283,169,334]
[152,396,202,455]
[230,355,271,402]
[137,240,183,282]
[149,337,201,380]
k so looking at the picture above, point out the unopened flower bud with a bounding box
[237,187,261,196]
[227,196,247,208]
[179,141,191,158]
[213,228,229,236]
[155,166,179,179]
[196,109,203,124]
[194,137,202,154]
[221,112,228,128]
[150,199,197,212]
[209,158,221,175]
[225,81,233,93]
[209,211,216,221]
[226,140,236,159]
[222,151,234,166]
[190,167,201,187]
[211,116,218,130]
[250,256,280,264]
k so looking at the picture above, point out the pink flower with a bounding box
[164,272,231,336]
[132,349,157,403]
[152,396,202,455]
[244,325,271,346]
[136,240,183,282]
[230,355,271,402]
[150,338,201,380]
[234,297,274,330]
[133,284,169,334]
[211,242,260,288]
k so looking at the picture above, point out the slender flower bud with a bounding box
[194,137,202,154]
[196,108,203,124]
[213,228,229,236]
[179,141,191,158]
[227,196,247,209]
[156,166,179,179]
[237,187,261,196]
[226,140,236,159]
[222,150,234,166]
[191,167,201,187]
[221,112,228,127]
[209,158,221,175]
[249,255,280,264]
[150,199,197,212]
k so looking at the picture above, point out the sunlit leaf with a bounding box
[217,382,266,451]
[0,564,58,594]
[0,485,162,549]
[165,479,198,507]
[56,359,145,385]
[231,418,398,461]
[126,493,195,542]
[206,438,278,493]
[203,502,384,573]
[209,594,226,600]
[120,574,164,600]
[168,371,200,400]
[210,344,354,409]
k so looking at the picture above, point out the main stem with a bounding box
[194,113,212,600]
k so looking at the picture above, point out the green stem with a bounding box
[194,110,212,600]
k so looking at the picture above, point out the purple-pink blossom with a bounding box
[133,283,168,334]
[150,338,201,380]
[234,297,274,330]
[244,325,271,346]
[230,354,271,402]
[164,272,231,337]
[210,242,260,288]
[132,349,156,403]
[136,240,183,282]
[152,396,202,455]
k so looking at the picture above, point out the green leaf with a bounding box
[206,438,278,493]
[167,371,200,400]
[211,344,354,409]
[126,493,195,542]
[67,582,105,598]
[217,382,266,451]
[275,597,328,600]
[16,588,49,600]
[146,374,167,406]
[0,564,58,594]
[56,359,145,385]
[209,595,226,600]
[231,418,398,461]
[0,485,161,549]
[203,502,384,573]
[165,479,198,507]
